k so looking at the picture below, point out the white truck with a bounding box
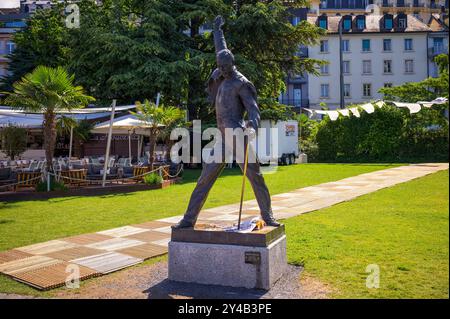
[256,120,300,165]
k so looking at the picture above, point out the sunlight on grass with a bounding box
[284,170,449,298]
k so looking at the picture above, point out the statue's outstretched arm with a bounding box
[213,15,227,54]
[239,82,261,131]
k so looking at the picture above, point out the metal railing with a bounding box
[279,98,310,108]
[429,46,448,57]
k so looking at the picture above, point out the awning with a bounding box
[91,114,163,135]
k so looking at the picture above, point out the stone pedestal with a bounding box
[168,225,287,290]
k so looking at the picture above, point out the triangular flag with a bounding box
[375,101,385,108]
[339,109,350,117]
[360,103,375,114]
[350,107,360,117]
[393,102,421,114]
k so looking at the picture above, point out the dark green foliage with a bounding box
[35,177,68,192]
[309,105,448,162]
[0,125,27,160]
[259,98,295,121]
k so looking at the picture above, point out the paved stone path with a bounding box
[0,163,447,291]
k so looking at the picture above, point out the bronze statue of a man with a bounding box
[172,16,280,229]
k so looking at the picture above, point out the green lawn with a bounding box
[0,163,395,295]
[285,169,449,299]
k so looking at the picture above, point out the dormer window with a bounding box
[318,15,328,30]
[356,16,365,30]
[384,14,394,29]
[397,14,407,29]
[342,16,352,31]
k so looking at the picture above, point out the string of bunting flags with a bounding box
[302,97,448,121]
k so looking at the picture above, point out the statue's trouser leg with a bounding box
[182,162,226,224]
[236,159,274,222]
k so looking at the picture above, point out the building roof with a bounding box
[428,14,449,32]
[308,14,433,34]
[0,8,20,15]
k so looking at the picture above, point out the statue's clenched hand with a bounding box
[214,15,224,31]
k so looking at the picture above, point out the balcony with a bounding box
[428,45,448,57]
[287,73,307,83]
[279,98,310,108]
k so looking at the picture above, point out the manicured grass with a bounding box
[0,163,395,295]
[285,170,449,299]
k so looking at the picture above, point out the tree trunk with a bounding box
[149,133,156,171]
[43,111,57,173]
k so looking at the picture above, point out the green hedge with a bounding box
[304,104,449,162]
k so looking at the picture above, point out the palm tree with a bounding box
[4,66,95,172]
[131,100,186,169]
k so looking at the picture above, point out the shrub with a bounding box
[35,178,67,192]
[307,104,449,162]
[144,173,163,185]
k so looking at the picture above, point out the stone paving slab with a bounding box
[0,163,446,290]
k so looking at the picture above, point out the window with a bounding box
[383,39,392,51]
[320,63,329,75]
[433,37,444,54]
[343,61,350,74]
[320,84,329,98]
[384,83,393,88]
[344,84,351,97]
[356,16,365,30]
[292,16,301,26]
[343,17,352,31]
[320,40,329,53]
[383,60,392,73]
[398,15,407,29]
[6,41,16,54]
[363,84,372,97]
[384,15,393,29]
[362,60,372,74]
[362,39,371,52]
[319,16,328,29]
[405,59,414,73]
[342,40,350,52]
[404,39,413,51]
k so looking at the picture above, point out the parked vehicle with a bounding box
[256,120,299,165]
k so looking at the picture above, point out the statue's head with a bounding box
[217,49,235,79]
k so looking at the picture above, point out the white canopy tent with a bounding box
[91,114,164,162]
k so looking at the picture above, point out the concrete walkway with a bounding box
[0,163,447,291]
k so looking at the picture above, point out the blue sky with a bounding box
[0,0,20,9]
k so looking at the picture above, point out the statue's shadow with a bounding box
[144,279,267,299]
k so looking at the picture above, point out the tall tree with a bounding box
[0,2,70,91]
[3,66,95,171]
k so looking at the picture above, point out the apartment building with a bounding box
[0,12,27,80]
[309,0,448,21]
[428,14,449,77]
[305,14,432,109]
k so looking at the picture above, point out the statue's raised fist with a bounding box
[214,15,224,30]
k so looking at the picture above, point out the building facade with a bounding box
[0,12,27,80]
[306,14,431,109]
[309,0,448,20]
[427,14,449,77]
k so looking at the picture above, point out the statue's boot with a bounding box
[261,211,281,227]
[171,218,194,229]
